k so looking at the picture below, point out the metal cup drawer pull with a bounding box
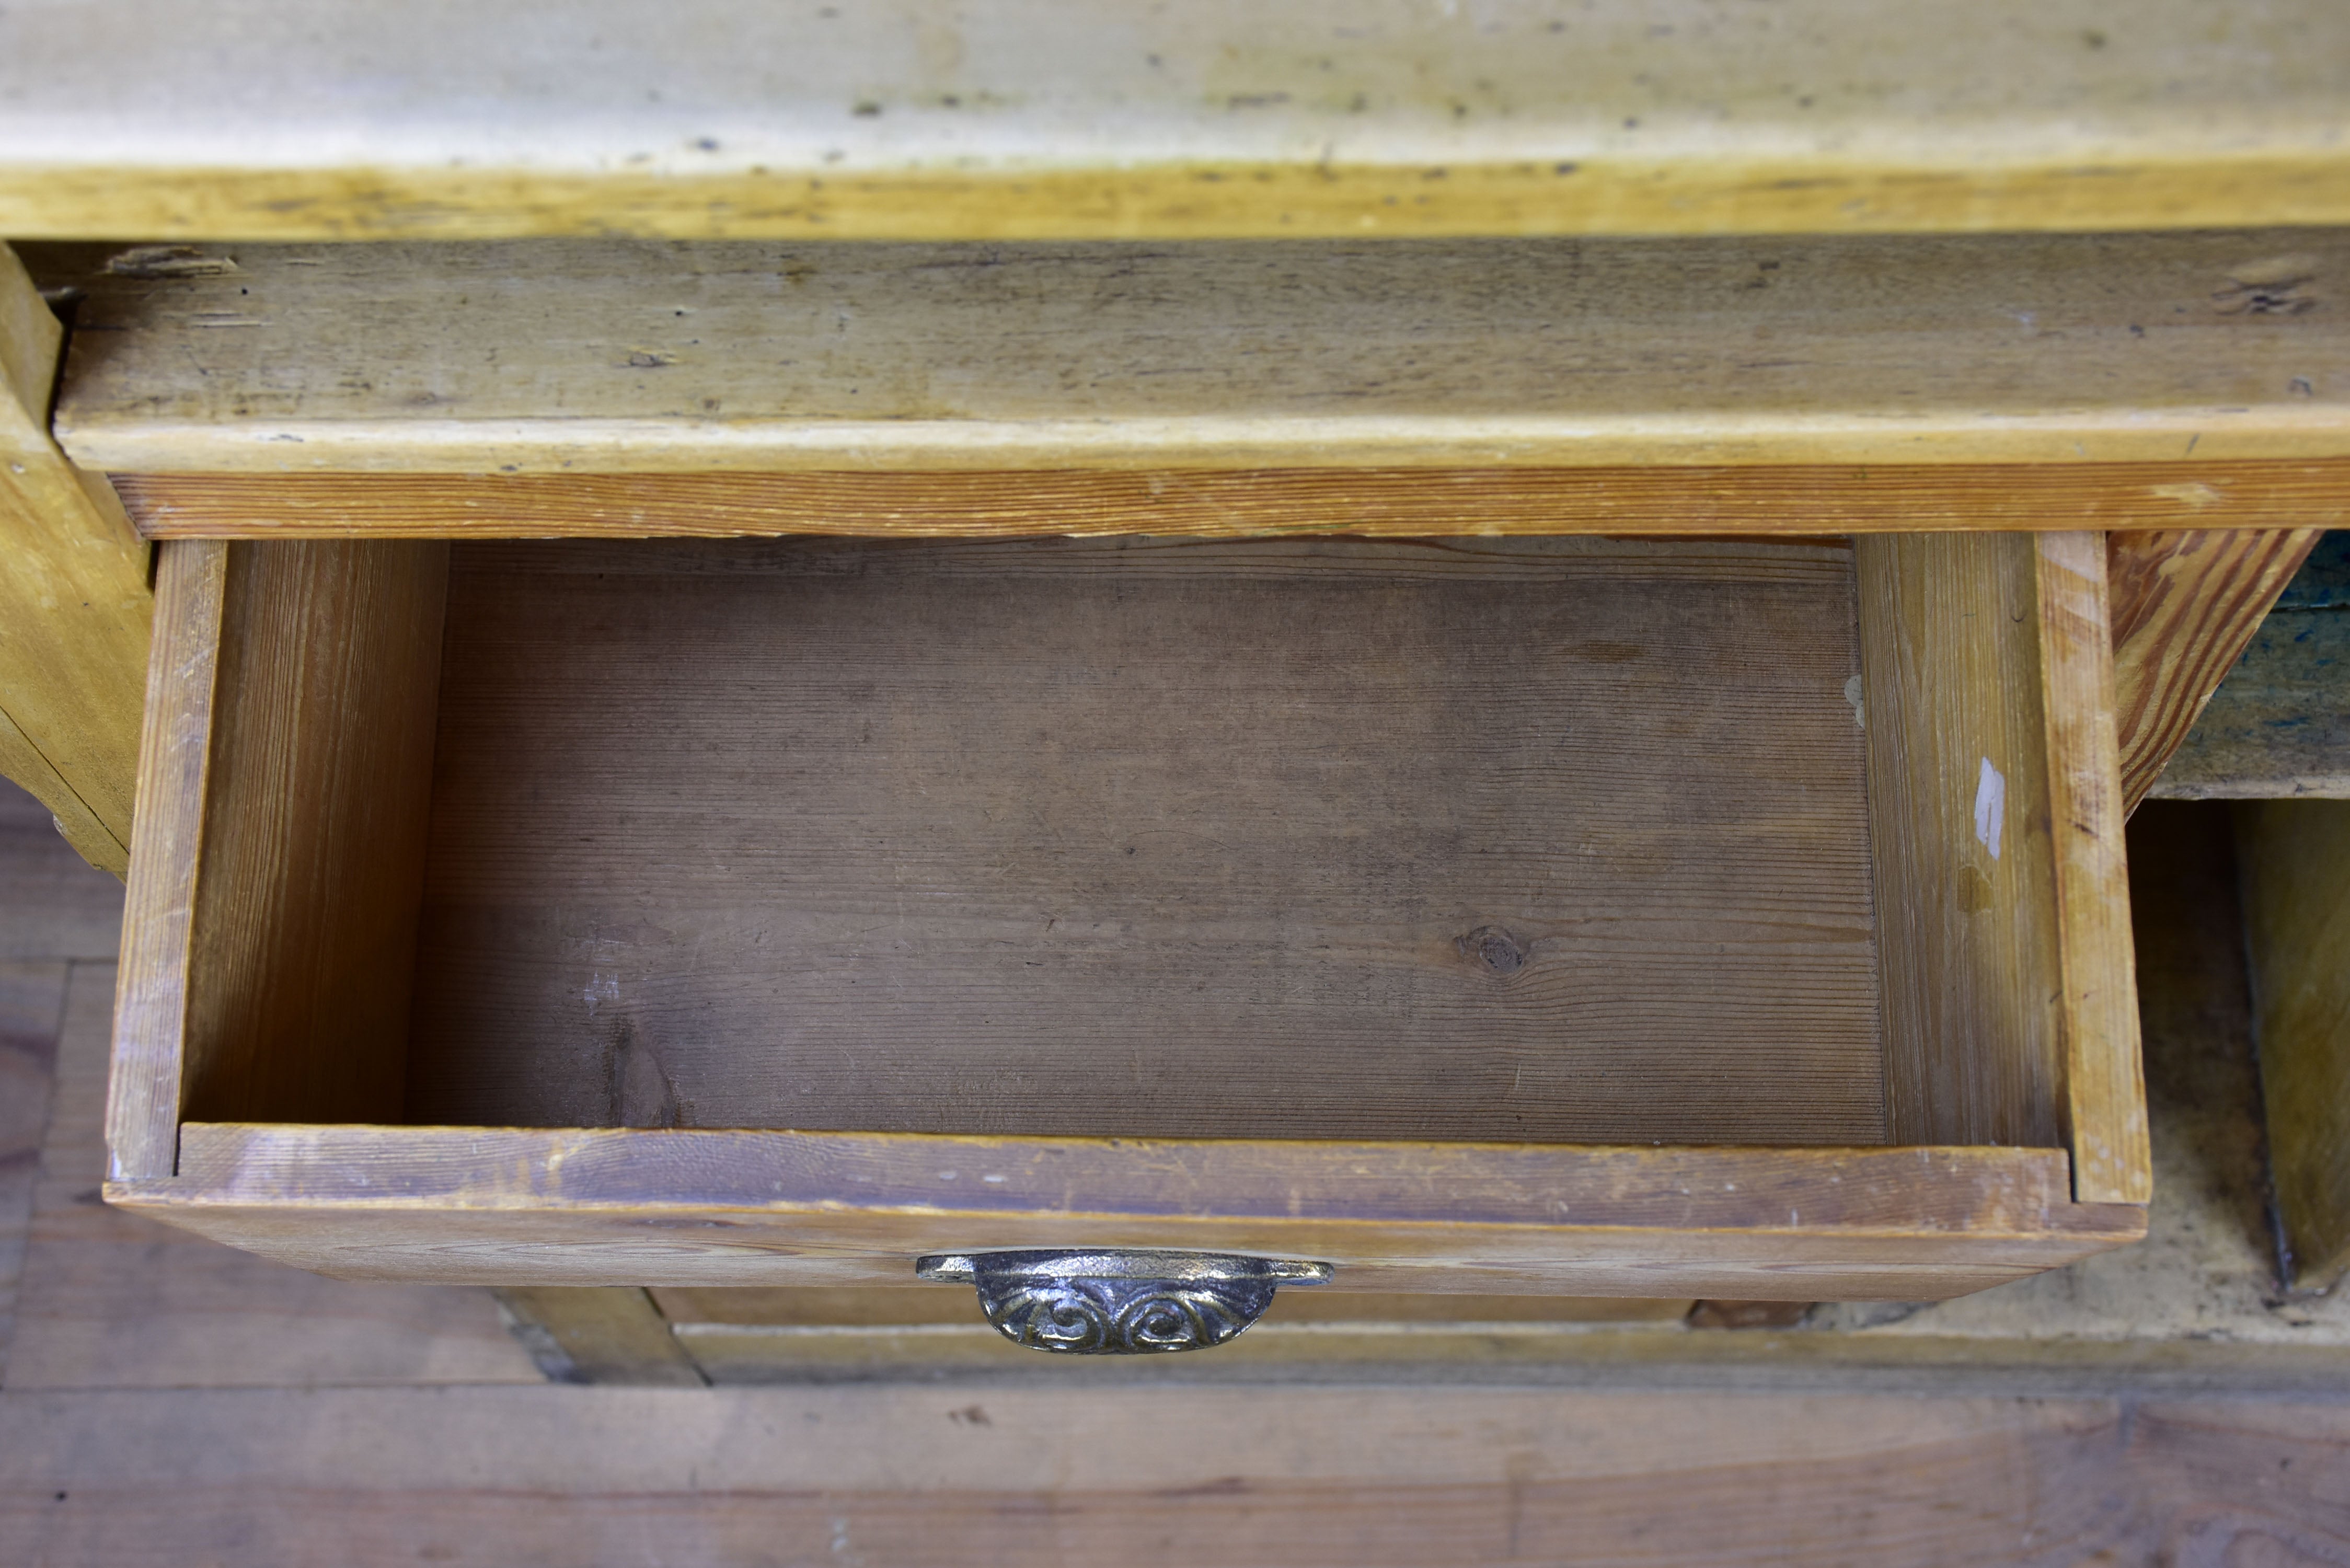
[916,1249,1333,1354]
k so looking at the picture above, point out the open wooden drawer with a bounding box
[102,527,2148,1302]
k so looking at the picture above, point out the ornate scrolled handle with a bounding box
[915,1249,1333,1354]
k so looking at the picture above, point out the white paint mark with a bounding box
[936,1170,958,1181]
[1842,673,1865,730]
[580,971,620,1017]
[982,1173,1006,1183]
[1974,758,2006,859]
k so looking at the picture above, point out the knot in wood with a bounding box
[1460,925,1527,975]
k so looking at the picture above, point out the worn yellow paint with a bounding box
[8,154,2350,241]
[0,245,151,875]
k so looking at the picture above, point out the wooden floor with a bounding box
[3,779,2349,1564]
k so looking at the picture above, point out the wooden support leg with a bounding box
[2236,800,2350,1292]
[492,1286,708,1387]
[0,244,151,875]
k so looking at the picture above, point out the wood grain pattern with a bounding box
[103,541,227,1181]
[2034,533,2150,1205]
[104,461,2350,543]
[178,540,447,1129]
[8,1386,2349,1564]
[2236,800,2350,1289]
[108,539,448,1180]
[0,245,151,875]
[404,535,1884,1146]
[3,0,2348,240]
[2109,528,2324,811]
[110,1124,2144,1298]
[43,233,2350,475]
[1856,533,2066,1153]
[669,1320,2350,1391]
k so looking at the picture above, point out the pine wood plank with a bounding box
[671,1321,2350,1392]
[2109,528,2325,810]
[0,246,150,876]
[2035,533,2151,1205]
[107,539,447,1182]
[41,232,2350,477]
[103,541,226,1182]
[107,1125,2144,1297]
[1856,532,2146,1202]
[406,535,1884,1147]
[98,461,2350,543]
[7,1386,2350,1565]
[174,541,447,1130]
[3,0,2348,240]
[1856,533,2067,1152]
[2236,800,2350,1290]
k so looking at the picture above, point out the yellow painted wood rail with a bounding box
[2,0,2348,241]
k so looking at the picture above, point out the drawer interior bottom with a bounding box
[396,535,1883,1146]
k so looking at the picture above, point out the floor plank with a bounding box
[0,962,67,1386]
[2,1384,2346,1566]
[0,782,121,963]
[3,962,536,1390]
